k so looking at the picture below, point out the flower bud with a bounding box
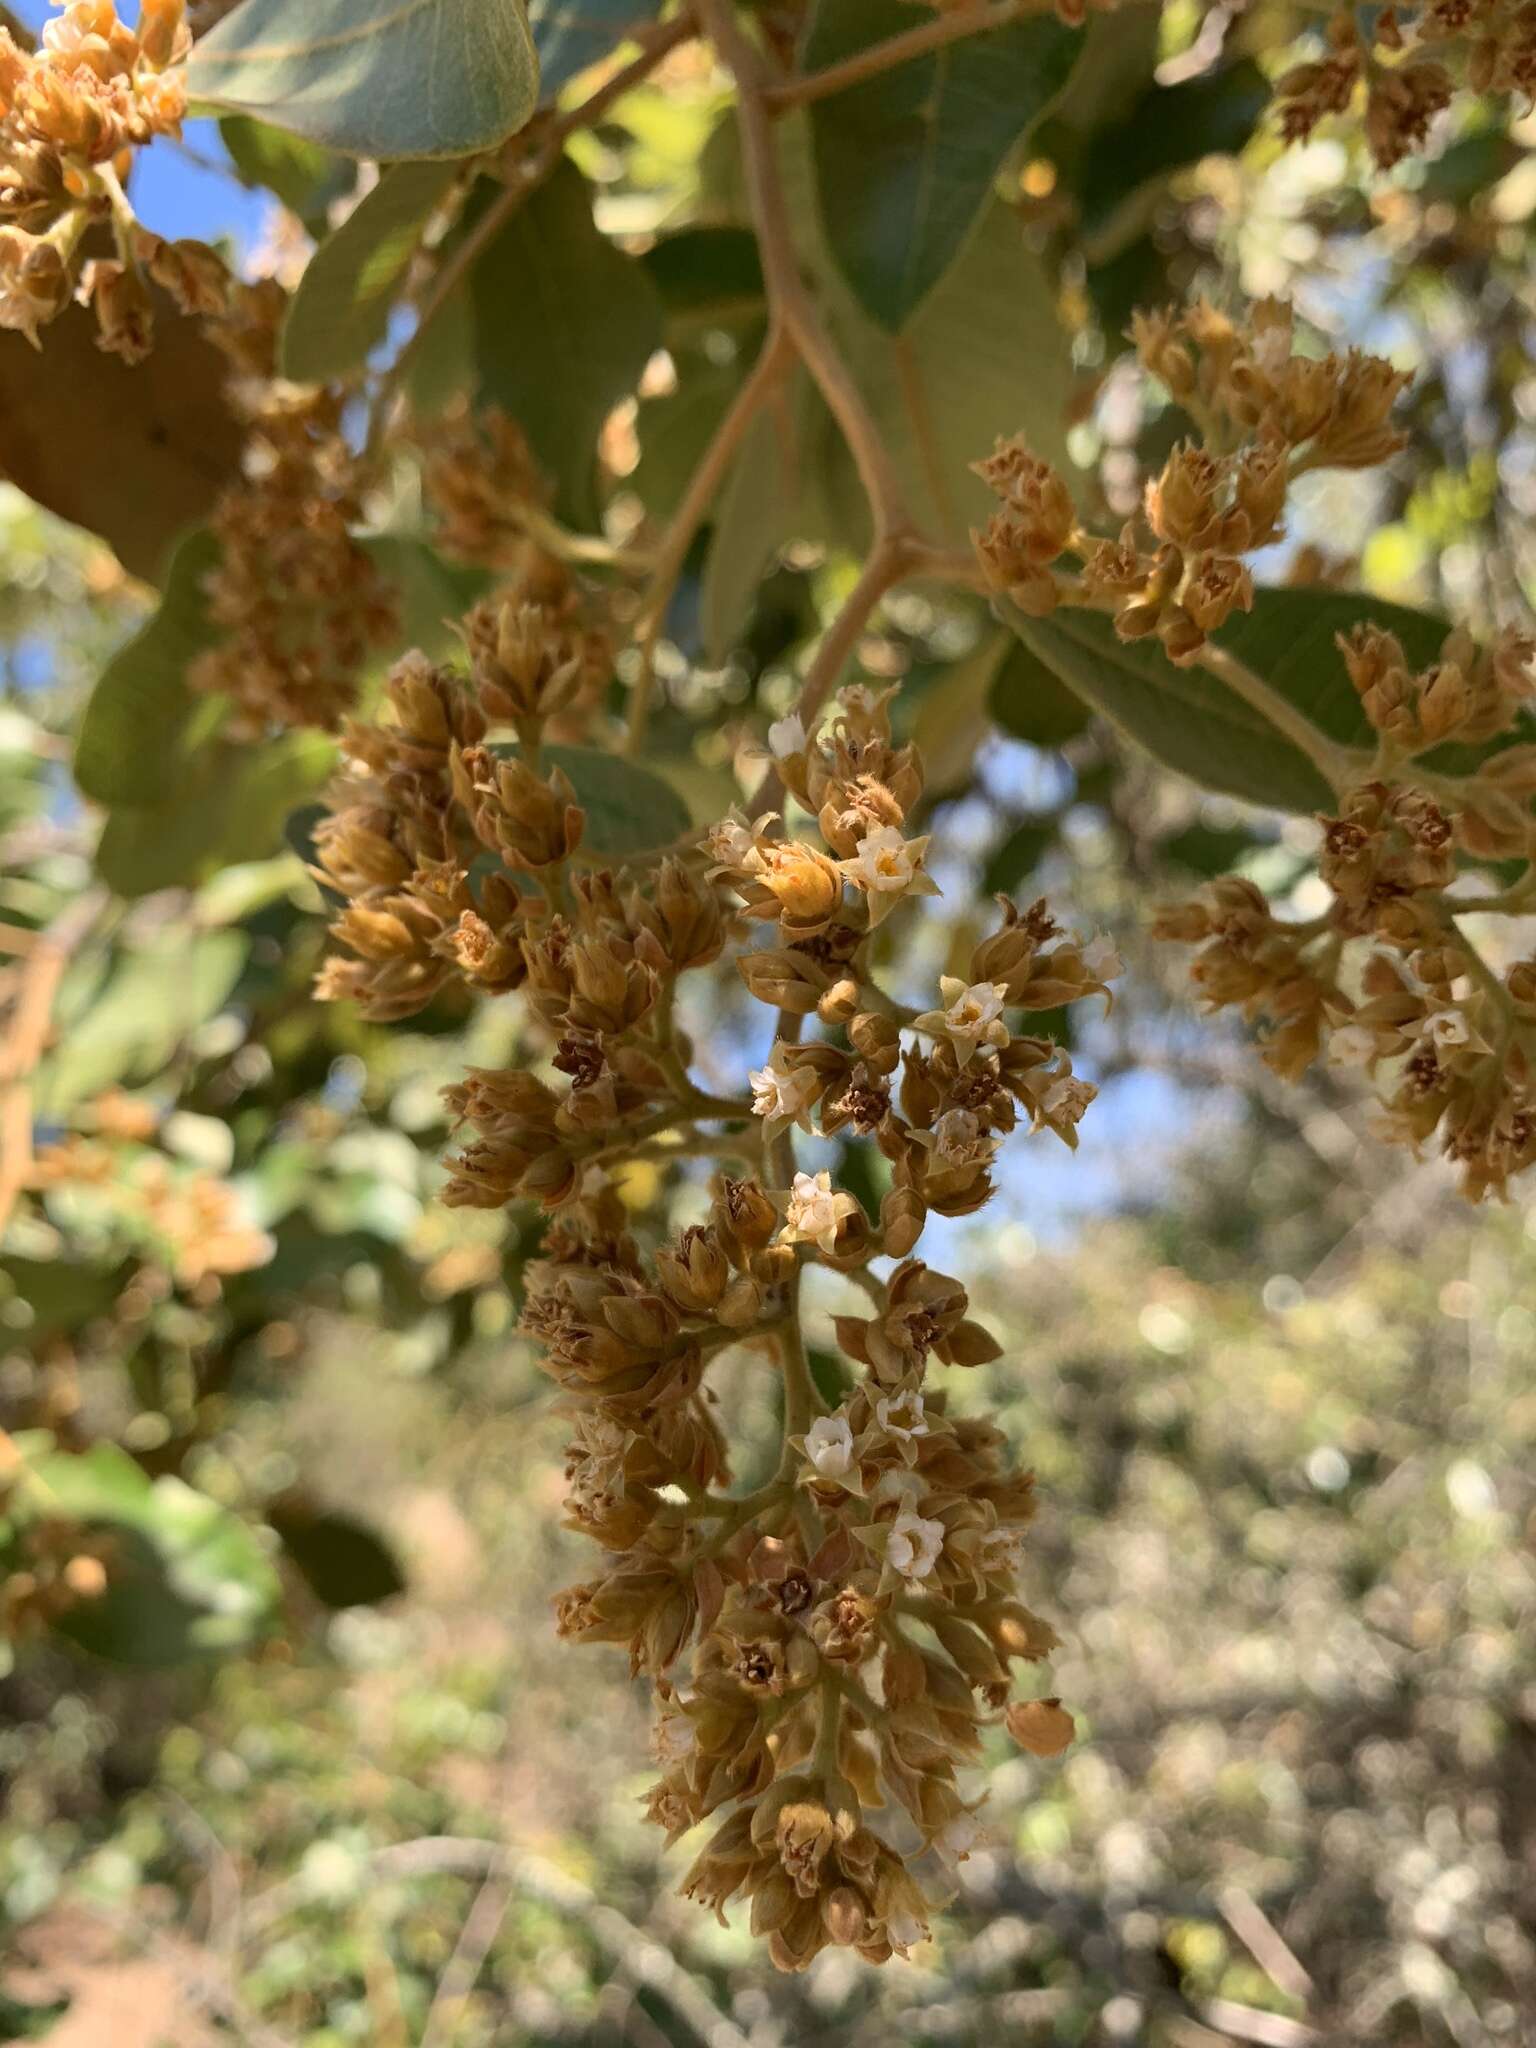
[1005,1696,1075,1756]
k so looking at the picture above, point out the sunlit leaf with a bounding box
[73,530,221,808]
[1000,587,1463,812]
[280,160,461,383]
[469,162,662,524]
[806,0,1080,330]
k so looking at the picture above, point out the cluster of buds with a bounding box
[1155,621,1536,1199]
[313,609,1120,1958]
[1275,8,1453,167]
[0,0,189,356]
[32,1132,275,1294]
[181,271,400,735]
[1274,0,1536,168]
[416,403,555,571]
[973,297,1408,667]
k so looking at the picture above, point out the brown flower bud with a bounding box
[83,258,154,364]
[739,947,830,1013]
[880,1185,926,1259]
[656,1226,731,1315]
[1005,1697,1075,1756]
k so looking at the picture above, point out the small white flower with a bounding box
[705,809,760,874]
[842,826,937,925]
[1419,1008,1471,1050]
[653,1712,696,1763]
[780,1169,857,1254]
[749,1043,819,1133]
[926,1107,997,1171]
[1040,1075,1093,1123]
[1081,934,1123,983]
[934,1813,983,1865]
[884,1507,945,1581]
[767,712,808,759]
[1327,1022,1379,1068]
[802,1413,855,1480]
[875,1390,929,1441]
[886,1910,928,1951]
[915,977,1011,1065]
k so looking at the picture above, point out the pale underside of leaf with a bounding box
[187,0,540,159]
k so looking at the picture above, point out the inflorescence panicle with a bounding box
[311,607,1123,1962]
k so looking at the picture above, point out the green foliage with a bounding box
[539,745,692,856]
[280,161,462,384]
[469,163,664,525]
[218,115,354,237]
[187,0,540,160]
[529,0,662,96]
[989,635,1093,748]
[805,0,1080,330]
[72,530,220,809]
[1000,587,1459,812]
[7,1439,278,1666]
[267,1497,407,1610]
[1072,59,1269,252]
[36,931,249,1117]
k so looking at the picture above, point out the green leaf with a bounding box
[0,1256,127,1342]
[634,356,753,524]
[187,0,540,160]
[280,159,460,384]
[700,366,836,661]
[470,162,663,525]
[219,114,354,236]
[910,631,1007,794]
[989,635,1092,748]
[74,530,221,808]
[1162,821,1263,875]
[1075,60,1269,253]
[95,732,334,900]
[269,1496,407,1608]
[822,197,1075,535]
[805,0,1080,330]
[546,745,691,856]
[1000,586,1460,812]
[529,0,661,97]
[716,123,1076,556]
[35,931,249,1115]
[642,227,765,337]
[19,1442,278,1665]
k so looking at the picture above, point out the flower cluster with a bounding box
[1274,0,1536,168]
[32,1130,275,1293]
[1154,621,1536,1199]
[973,296,1408,666]
[182,270,400,736]
[0,0,188,355]
[312,617,1119,1959]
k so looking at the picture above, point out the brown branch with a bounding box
[0,890,104,1240]
[625,325,796,752]
[699,0,914,543]
[765,0,1043,109]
